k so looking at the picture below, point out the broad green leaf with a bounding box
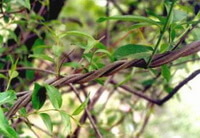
[59,31,95,40]
[29,54,55,63]
[72,95,90,115]
[0,108,19,138]
[40,113,53,133]
[161,65,171,82]
[17,0,31,10]
[45,85,62,109]
[60,110,71,133]
[114,44,153,59]
[32,83,46,110]
[0,90,16,105]
[97,15,160,27]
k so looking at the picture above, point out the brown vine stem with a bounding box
[0,67,57,75]
[69,83,103,138]
[5,40,200,119]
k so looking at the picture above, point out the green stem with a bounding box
[147,0,176,67]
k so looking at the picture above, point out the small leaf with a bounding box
[72,95,90,116]
[60,110,71,133]
[9,70,19,79]
[59,31,94,40]
[161,65,171,82]
[63,62,80,69]
[84,39,98,53]
[3,15,9,23]
[97,15,160,27]
[18,108,27,116]
[29,54,55,63]
[114,44,153,59]
[160,43,169,53]
[32,83,46,110]
[95,49,111,56]
[0,35,3,43]
[0,108,19,138]
[0,90,16,105]
[40,113,53,133]
[45,84,62,109]
[129,23,152,30]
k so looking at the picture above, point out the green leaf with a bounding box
[18,108,27,116]
[59,31,95,40]
[0,35,3,43]
[160,43,169,53]
[26,70,34,80]
[59,110,71,133]
[0,73,8,80]
[17,0,31,10]
[84,39,98,53]
[32,83,46,110]
[95,49,111,56]
[45,85,62,109]
[161,65,171,82]
[3,15,9,23]
[114,44,153,59]
[0,90,16,105]
[0,108,19,138]
[72,95,90,116]
[129,22,152,30]
[9,70,19,79]
[63,62,80,69]
[40,113,53,133]
[29,54,55,63]
[173,10,187,22]
[32,39,46,54]
[97,15,160,26]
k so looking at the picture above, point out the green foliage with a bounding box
[40,113,53,133]
[45,84,62,109]
[59,110,71,134]
[0,108,19,138]
[0,90,16,105]
[72,95,90,115]
[97,15,161,27]
[114,44,153,59]
[0,0,199,137]
[161,65,171,82]
[32,83,47,110]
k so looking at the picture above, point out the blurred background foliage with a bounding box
[0,0,200,138]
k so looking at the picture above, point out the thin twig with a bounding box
[69,83,103,138]
[0,67,57,75]
[111,69,200,105]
